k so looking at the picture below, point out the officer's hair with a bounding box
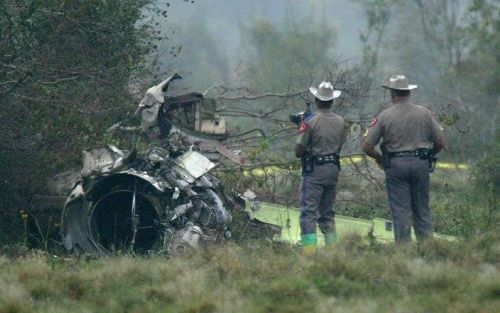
[391,89,411,97]
[316,99,333,108]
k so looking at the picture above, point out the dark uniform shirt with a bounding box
[296,109,346,156]
[364,100,444,152]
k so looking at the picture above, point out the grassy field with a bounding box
[1,159,496,313]
[1,231,499,313]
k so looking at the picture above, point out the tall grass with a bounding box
[1,232,498,313]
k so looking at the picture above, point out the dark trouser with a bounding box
[300,163,339,235]
[385,157,433,243]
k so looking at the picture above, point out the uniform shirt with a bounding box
[364,99,444,152]
[296,108,346,156]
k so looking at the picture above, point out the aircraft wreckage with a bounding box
[57,74,279,256]
[36,74,456,254]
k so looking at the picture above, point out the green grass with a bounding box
[1,231,498,313]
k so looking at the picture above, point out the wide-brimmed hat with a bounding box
[309,81,341,101]
[381,75,418,90]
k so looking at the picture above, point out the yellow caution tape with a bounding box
[436,162,469,170]
[241,156,468,177]
[341,156,469,170]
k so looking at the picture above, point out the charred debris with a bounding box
[33,74,279,256]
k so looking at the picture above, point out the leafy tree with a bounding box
[0,0,154,211]
[472,133,499,229]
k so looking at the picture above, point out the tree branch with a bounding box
[219,90,307,101]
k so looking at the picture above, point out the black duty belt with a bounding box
[387,150,419,158]
[315,153,340,165]
[301,153,340,174]
[387,149,430,158]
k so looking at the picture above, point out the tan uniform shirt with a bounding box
[296,109,346,156]
[364,99,444,152]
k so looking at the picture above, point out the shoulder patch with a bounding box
[370,116,378,127]
[298,121,309,133]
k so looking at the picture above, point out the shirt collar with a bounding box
[317,108,331,114]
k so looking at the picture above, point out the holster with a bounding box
[429,155,437,172]
[301,155,315,174]
[417,148,437,172]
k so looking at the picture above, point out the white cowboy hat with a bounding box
[309,81,341,101]
[381,75,418,90]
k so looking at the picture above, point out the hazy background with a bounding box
[146,0,497,158]
[153,0,366,88]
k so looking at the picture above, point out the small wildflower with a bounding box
[20,209,28,220]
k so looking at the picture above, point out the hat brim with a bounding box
[381,84,418,90]
[309,87,342,101]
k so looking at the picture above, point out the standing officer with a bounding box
[296,81,346,253]
[362,75,445,244]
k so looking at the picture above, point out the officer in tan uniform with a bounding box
[295,81,346,253]
[362,75,445,243]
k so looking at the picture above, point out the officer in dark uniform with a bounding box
[296,81,346,253]
[362,75,445,243]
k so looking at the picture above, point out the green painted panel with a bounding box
[248,202,455,244]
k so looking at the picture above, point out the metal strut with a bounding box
[129,179,138,254]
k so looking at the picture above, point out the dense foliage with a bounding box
[0,0,152,210]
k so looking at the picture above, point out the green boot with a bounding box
[301,233,317,255]
[324,232,338,246]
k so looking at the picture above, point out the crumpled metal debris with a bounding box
[59,75,279,256]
